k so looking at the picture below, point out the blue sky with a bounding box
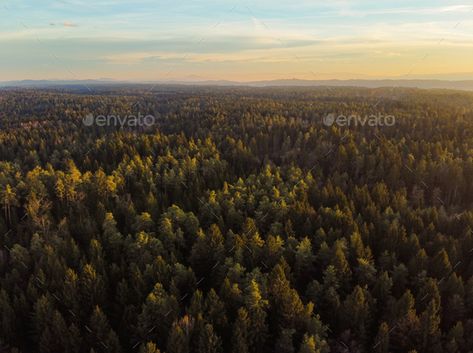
[1,0,473,81]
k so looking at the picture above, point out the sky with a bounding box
[1,0,473,82]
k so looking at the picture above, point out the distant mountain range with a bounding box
[2,79,473,91]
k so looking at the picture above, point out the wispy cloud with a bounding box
[338,4,473,17]
[63,21,78,27]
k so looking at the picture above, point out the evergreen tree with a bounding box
[197,323,221,353]
[231,308,250,353]
[298,334,319,353]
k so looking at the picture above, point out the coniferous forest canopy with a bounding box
[1,86,473,353]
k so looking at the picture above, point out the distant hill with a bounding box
[2,78,473,91]
[0,79,123,89]
[246,79,473,91]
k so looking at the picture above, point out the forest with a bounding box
[1,85,473,353]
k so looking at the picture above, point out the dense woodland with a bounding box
[1,86,473,353]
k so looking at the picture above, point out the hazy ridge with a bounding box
[2,78,473,91]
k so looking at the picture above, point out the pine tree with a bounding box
[167,316,194,353]
[1,184,18,224]
[330,240,351,286]
[245,279,268,352]
[340,286,371,345]
[294,237,315,286]
[197,323,221,353]
[298,334,319,353]
[231,308,250,353]
[431,249,452,279]
[0,290,16,343]
[88,306,122,353]
[139,283,178,347]
[139,342,161,353]
[204,289,228,334]
[269,264,305,329]
[419,300,442,352]
[190,224,225,283]
[275,329,295,353]
[374,322,389,353]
